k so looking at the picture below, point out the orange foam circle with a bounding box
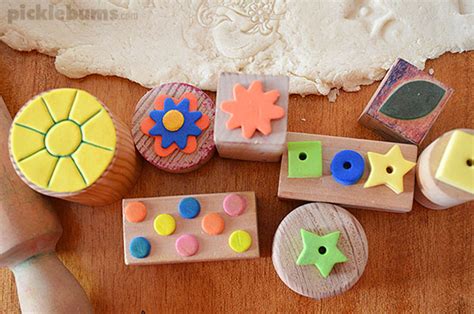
[201,213,225,235]
[125,202,147,223]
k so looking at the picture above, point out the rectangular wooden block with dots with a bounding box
[215,72,289,162]
[278,132,418,213]
[122,192,259,265]
[358,58,453,145]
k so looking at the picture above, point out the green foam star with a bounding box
[296,229,348,278]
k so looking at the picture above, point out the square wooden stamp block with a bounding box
[215,72,289,162]
[123,192,259,265]
[278,132,418,213]
[358,58,453,145]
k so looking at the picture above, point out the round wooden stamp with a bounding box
[9,88,141,206]
[272,202,368,300]
[415,129,474,209]
[132,82,215,173]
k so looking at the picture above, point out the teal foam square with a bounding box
[288,141,322,178]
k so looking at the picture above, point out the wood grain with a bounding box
[278,132,417,213]
[123,192,259,265]
[0,43,472,313]
[415,129,474,209]
[272,202,368,300]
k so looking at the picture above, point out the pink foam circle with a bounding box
[175,234,199,257]
[223,193,247,217]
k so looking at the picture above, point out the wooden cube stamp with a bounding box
[278,132,418,213]
[123,192,259,265]
[358,58,453,145]
[215,73,289,162]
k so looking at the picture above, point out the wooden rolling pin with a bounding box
[0,96,92,313]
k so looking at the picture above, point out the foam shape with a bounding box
[221,80,284,139]
[125,202,147,223]
[178,197,201,219]
[130,237,151,259]
[133,83,215,173]
[223,193,247,217]
[364,145,416,194]
[228,230,252,253]
[296,229,348,278]
[148,97,203,149]
[10,88,117,193]
[201,213,225,235]
[175,234,199,257]
[153,214,176,236]
[330,150,365,185]
[288,141,322,178]
[435,130,474,194]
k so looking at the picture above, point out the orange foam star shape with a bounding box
[140,92,210,157]
[221,80,285,139]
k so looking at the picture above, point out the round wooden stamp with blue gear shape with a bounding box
[132,82,216,173]
[272,202,368,300]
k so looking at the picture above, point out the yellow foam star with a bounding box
[364,145,416,194]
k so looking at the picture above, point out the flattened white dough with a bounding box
[0,0,473,96]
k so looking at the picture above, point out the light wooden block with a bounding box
[278,132,418,213]
[358,58,453,145]
[123,192,259,265]
[215,72,289,162]
[272,203,368,300]
[415,129,474,209]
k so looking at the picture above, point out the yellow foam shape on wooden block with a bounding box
[17,149,57,188]
[435,130,474,194]
[228,230,252,253]
[72,143,114,185]
[42,88,77,122]
[10,125,45,161]
[10,88,117,193]
[81,109,117,150]
[48,157,87,192]
[69,90,103,124]
[14,97,54,133]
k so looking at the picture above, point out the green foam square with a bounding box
[288,141,322,178]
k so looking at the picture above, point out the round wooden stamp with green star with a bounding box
[272,203,368,300]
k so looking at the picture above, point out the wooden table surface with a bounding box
[0,43,472,313]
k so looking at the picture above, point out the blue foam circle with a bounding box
[178,197,201,219]
[130,237,151,259]
[330,150,365,186]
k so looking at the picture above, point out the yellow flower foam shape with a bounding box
[9,88,117,193]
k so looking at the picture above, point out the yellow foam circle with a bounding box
[10,88,117,193]
[228,230,252,253]
[45,120,82,156]
[162,109,185,131]
[435,130,474,194]
[153,214,176,236]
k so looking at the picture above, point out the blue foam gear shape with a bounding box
[330,150,365,186]
[130,237,151,259]
[178,197,201,219]
[149,97,203,149]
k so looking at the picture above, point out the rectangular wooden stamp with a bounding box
[123,192,259,265]
[215,72,289,162]
[358,58,453,145]
[278,132,418,213]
